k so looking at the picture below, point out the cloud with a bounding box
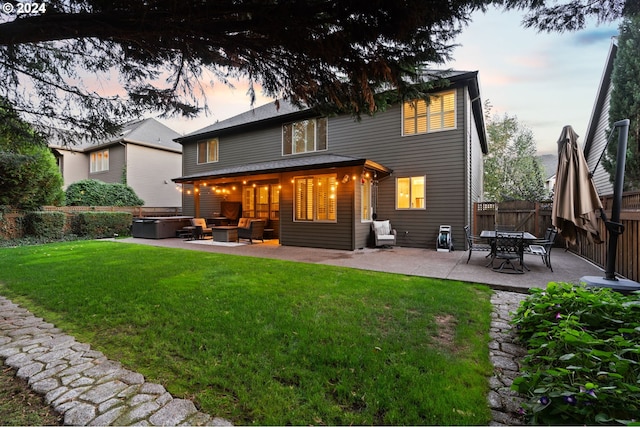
[573,28,618,46]
[509,54,548,69]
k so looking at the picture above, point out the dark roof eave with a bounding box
[584,39,617,157]
[462,72,488,155]
[172,155,392,184]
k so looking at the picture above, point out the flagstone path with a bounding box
[488,290,528,425]
[0,296,231,426]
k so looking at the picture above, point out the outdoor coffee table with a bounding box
[211,226,238,242]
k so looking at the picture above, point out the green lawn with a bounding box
[0,241,494,425]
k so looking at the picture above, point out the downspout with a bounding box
[119,141,127,185]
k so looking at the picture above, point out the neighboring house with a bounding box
[173,71,488,250]
[583,37,617,197]
[50,118,183,207]
[538,153,557,198]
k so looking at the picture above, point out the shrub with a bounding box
[511,282,640,425]
[65,179,144,206]
[70,212,133,238]
[23,211,65,239]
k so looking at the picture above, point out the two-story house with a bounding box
[50,118,183,207]
[173,71,488,250]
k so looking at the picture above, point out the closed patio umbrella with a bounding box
[552,125,603,245]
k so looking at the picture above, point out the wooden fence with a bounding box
[474,191,640,282]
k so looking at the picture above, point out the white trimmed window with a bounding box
[283,118,328,155]
[402,91,456,135]
[396,176,425,209]
[294,174,337,221]
[270,184,280,220]
[361,177,372,221]
[90,149,109,173]
[197,139,218,164]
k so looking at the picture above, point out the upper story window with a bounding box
[90,149,109,173]
[197,139,218,164]
[402,91,456,136]
[283,118,327,155]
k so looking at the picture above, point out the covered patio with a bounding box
[119,236,605,293]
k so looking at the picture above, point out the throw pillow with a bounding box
[374,220,390,235]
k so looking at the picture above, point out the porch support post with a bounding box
[194,181,201,217]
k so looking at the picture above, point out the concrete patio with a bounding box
[119,237,606,293]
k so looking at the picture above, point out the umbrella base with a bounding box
[581,276,640,294]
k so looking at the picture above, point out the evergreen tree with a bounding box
[604,14,640,190]
[0,0,633,139]
[484,111,547,202]
[0,99,64,209]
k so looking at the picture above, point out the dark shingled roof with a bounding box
[173,154,391,183]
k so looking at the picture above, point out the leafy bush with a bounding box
[0,100,65,209]
[65,179,144,206]
[511,282,640,425]
[70,212,132,238]
[23,211,65,239]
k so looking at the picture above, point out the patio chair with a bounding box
[464,225,492,264]
[189,218,212,239]
[237,219,266,244]
[371,220,397,247]
[528,228,558,272]
[491,231,526,274]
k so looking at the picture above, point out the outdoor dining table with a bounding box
[480,230,538,241]
[480,230,539,272]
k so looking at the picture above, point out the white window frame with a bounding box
[293,174,337,222]
[396,176,426,210]
[402,90,456,136]
[197,139,219,164]
[283,118,328,155]
[361,177,372,222]
[90,149,109,173]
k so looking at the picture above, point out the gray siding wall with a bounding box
[127,145,182,207]
[89,144,125,184]
[57,148,89,189]
[181,86,481,249]
[585,85,614,196]
[183,127,284,176]
[308,89,468,248]
[279,169,355,250]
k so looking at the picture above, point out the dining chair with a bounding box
[528,228,558,272]
[492,231,526,274]
[464,225,492,264]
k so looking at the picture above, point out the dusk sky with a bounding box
[161,6,620,156]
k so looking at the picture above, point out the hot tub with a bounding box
[132,216,193,239]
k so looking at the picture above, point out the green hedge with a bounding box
[65,179,144,206]
[23,211,65,239]
[70,212,133,238]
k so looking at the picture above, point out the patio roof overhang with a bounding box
[172,154,392,184]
